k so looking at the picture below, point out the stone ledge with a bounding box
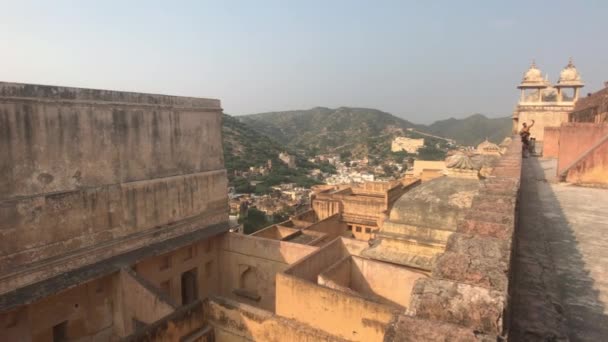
[0,81,221,109]
[385,314,496,342]
[407,278,506,335]
[404,138,521,337]
[457,219,514,240]
[432,251,508,291]
[0,222,229,311]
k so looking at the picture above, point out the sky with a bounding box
[1,1,607,124]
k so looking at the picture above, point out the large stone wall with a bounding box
[563,133,608,185]
[217,233,316,311]
[133,237,221,306]
[0,82,228,294]
[543,126,561,158]
[0,274,117,341]
[514,105,571,141]
[556,123,608,175]
[207,296,344,342]
[570,85,608,123]
[403,137,523,338]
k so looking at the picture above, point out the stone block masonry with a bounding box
[401,137,523,339]
[0,82,229,295]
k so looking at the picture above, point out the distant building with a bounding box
[411,160,446,181]
[279,152,296,168]
[476,139,502,155]
[391,137,425,153]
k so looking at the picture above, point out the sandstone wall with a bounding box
[124,300,210,342]
[0,274,117,341]
[0,82,228,294]
[515,105,571,141]
[133,237,220,306]
[207,296,345,342]
[543,126,561,158]
[276,273,397,341]
[564,134,608,185]
[570,86,608,123]
[217,233,316,312]
[556,123,608,176]
[304,214,347,245]
[404,137,523,338]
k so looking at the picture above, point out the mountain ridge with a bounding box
[236,107,511,155]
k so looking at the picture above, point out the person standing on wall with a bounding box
[520,120,535,157]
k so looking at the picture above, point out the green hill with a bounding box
[237,108,511,156]
[238,107,422,158]
[222,113,288,173]
[222,114,334,192]
[425,114,512,146]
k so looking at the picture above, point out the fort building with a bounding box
[512,59,584,153]
[278,152,296,168]
[391,137,425,153]
[7,78,600,341]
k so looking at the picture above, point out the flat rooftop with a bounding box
[510,158,608,341]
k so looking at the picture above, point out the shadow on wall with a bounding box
[509,157,608,341]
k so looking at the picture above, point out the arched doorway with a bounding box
[181,268,198,305]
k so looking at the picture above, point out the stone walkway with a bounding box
[510,158,608,341]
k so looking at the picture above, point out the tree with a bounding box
[240,208,269,234]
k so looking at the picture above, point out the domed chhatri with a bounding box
[446,153,477,170]
[476,139,501,155]
[555,58,584,102]
[518,60,550,89]
[557,58,584,87]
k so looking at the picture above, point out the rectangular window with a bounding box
[159,255,171,270]
[95,281,104,294]
[160,280,170,295]
[53,321,68,342]
[205,260,214,279]
[202,239,212,253]
[347,225,353,231]
[356,226,362,232]
[365,227,371,233]
[183,246,194,261]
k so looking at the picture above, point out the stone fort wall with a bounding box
[0,82,229,294]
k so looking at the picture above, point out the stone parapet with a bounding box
[405,136,522,338]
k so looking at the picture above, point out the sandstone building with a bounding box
[391,137,425,153]
[512,59,584,153]
[278,152,296,168]
[543,82,608,185]
[1,81,523,341]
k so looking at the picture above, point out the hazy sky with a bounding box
[2,1,607,123]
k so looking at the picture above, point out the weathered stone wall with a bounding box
[133,237,220,306]
[543,126,561,158]
[564,134,608,185]
[124,300,210,342]
[0,273,118,341]
[556,123,608,175]
[217,233,316,312]
[514,105,571,141]
[570,85,608,123]
[0,82,228,294]
[403,137,522,338]
[318,256,426,310]
[276,273,397,341]
[304,214,347,245]
[116,268,176,336]
[207,296,345,342]
[0,82,223,199]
